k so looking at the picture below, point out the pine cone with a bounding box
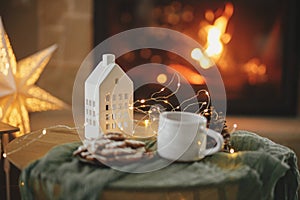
[203,107,233,153]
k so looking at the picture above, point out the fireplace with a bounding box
[94,0,299,116]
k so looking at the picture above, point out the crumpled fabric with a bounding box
[19,128,299,200]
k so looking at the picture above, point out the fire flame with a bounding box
[191,48,213,69]
[192,3,234,69]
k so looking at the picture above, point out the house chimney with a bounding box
[103,54,115,65]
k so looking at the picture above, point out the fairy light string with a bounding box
[6,73,237,156]
[5,125,79,157]
[130,71,236,153]
[133,73,182,113]
[133,72,210,118]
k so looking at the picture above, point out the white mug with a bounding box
[157,111,224,162]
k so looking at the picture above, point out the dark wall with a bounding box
[0,0,38,60]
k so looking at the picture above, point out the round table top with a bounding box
[11,126,300,200]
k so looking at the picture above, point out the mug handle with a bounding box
[203,129,224,156]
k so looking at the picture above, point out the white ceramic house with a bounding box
[84,54,133,139]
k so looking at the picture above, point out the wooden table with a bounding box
[6,125,80,170]
[0,122,20,200]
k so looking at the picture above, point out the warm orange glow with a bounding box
[156,73,167,84]
[205,26,223,58]
[205,10,214,22]
[150,55,162,63]
[243,58,267,85]
[215,16,228,34]
[193,2,234,67]
[167,13,180,25]
[144,119,150,127]
[169,63,206,85]
[191,3,234,69]
[140,49,152,59]
[224,2,234,17]
[204,2,233,60]
[191,48,214,69]
[123,52,135,62]
[182,10,194,22]
[221,33,231,44]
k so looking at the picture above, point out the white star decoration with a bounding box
[0,18,68,137]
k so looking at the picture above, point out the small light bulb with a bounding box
[231,124,237,134]
[140,99,145,103]
[3,153,7,158]
[229,148,235,154]
[42,129,47,135]
[144,119,150,127]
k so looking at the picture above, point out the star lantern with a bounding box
[0,17,69,137]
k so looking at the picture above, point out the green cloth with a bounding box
[19,130,299,200]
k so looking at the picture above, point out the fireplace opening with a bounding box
[94,0,299,116]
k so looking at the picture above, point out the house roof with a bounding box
[85,54,125,88]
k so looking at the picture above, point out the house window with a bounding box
[112,123,116,129]
[118,122,122,129]
[112,113,115,119]
[106,123,110,130]
[112,94,116,101]
[123,122,128,128]
[89,110,92,115]
[93,120,96,126]
[119,94,122,100]
[118,103,122,109]
[105,113,110,120]
[124,102,128,108]
[117,113,121,119]
[112,104,116,110]
[124,93,128,99]
[86,109,88,115]
[93,101,95,107]
[93,111,95,116]
[105,94,110,102]
[106,104,109,110]
[86,99,88,105]
[89,100,91,106]
[115,78,119,84]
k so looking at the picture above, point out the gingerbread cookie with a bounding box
[74,132,153,166]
